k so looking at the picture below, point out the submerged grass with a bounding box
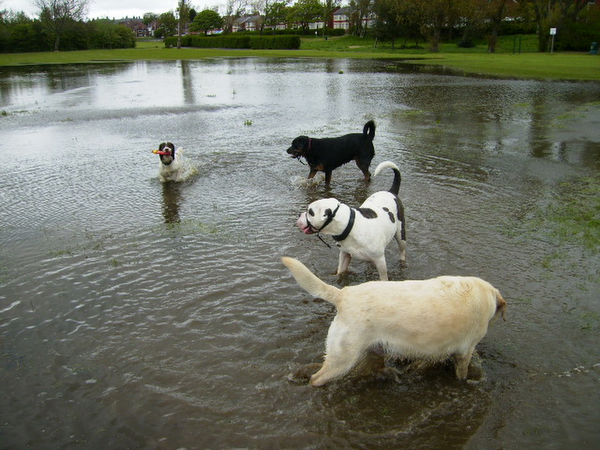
[545,177,600,252]
[0,35,598,81]
[525,176,600,253]
[502,176,600,259]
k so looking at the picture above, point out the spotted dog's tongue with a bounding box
[296,213,314,234]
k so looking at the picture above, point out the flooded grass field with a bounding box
[0,58,599,449]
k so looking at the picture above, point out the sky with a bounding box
[1,0,226,19]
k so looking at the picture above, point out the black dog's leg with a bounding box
[356,159,372,182]
[325,171,333,185]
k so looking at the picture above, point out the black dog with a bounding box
[287,121,376,185]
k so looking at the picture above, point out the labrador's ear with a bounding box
[496,291,507,321]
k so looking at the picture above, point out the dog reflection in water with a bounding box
[161,182,182,224]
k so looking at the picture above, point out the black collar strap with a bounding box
[315,203,340,232]
[333,208,355,242]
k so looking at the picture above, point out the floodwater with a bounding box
[0,58,599,449]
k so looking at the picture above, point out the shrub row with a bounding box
[0,18,136,53]
[165,35,301,50]
[554,21,600,52]
[236,28,346,37]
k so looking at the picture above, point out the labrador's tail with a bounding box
[281,257,340,306]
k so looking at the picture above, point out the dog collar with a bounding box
[332,208,355,242]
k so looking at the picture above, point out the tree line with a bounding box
[369,0,600,52]
[0,0,135,52]
[1,0,599,53]
[175,0,600,53]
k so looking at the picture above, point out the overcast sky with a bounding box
[1,0,226,19]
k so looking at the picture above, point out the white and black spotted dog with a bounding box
[154,142,185,182]
[296,161,406,281]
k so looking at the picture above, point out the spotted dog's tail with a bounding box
[363,120,376,141]
[374,161,401,196]
[281,257,341,307]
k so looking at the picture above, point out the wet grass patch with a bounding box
[539,177,600,252]
[508,176,600,254]
[161,219,222,236]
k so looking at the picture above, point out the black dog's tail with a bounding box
[374,161,401,195]
[363,120,376,140]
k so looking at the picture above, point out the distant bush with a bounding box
[216,27,346,38]
[249,35,301,49]
[457,37,475,48]
[165,35,301,49]
[0,15,135,53]
[500,20,537,36]
[88,20,136,50]
[555,21,600,52]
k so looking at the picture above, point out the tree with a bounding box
[0,11,47,52]
[224,0,248,33]
[483,0,515,53]
[403,0,455,52]
[189,9,224,35]
[156,11,177,39]
[88,19,135,49]
[264,1,290,30]
[349,0,372,37]
[529,0,589,52]
[290,0,322,30]
[372,0,402,47]
[143,12,158,27]
[321,0,340,36]
[176,0,190,49]
[34,0,89,51]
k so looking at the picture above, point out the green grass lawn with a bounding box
[1,35,598,81]
[299,34,540,54]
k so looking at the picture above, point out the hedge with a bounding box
[554,21,600,52]
[237,28,346,37]
[164,35,301,50]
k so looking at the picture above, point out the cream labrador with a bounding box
[281,257,506,387]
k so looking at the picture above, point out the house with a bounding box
[232,15,263,32]
[332,6,376,31]
[333,6,353,31]
[118,17,150,37]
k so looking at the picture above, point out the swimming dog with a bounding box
[281,257,506,387]
[155,142,184,182]
[287,121,375,185]
[296,161,405,281]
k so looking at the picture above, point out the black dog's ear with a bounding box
[296,136,309,149]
